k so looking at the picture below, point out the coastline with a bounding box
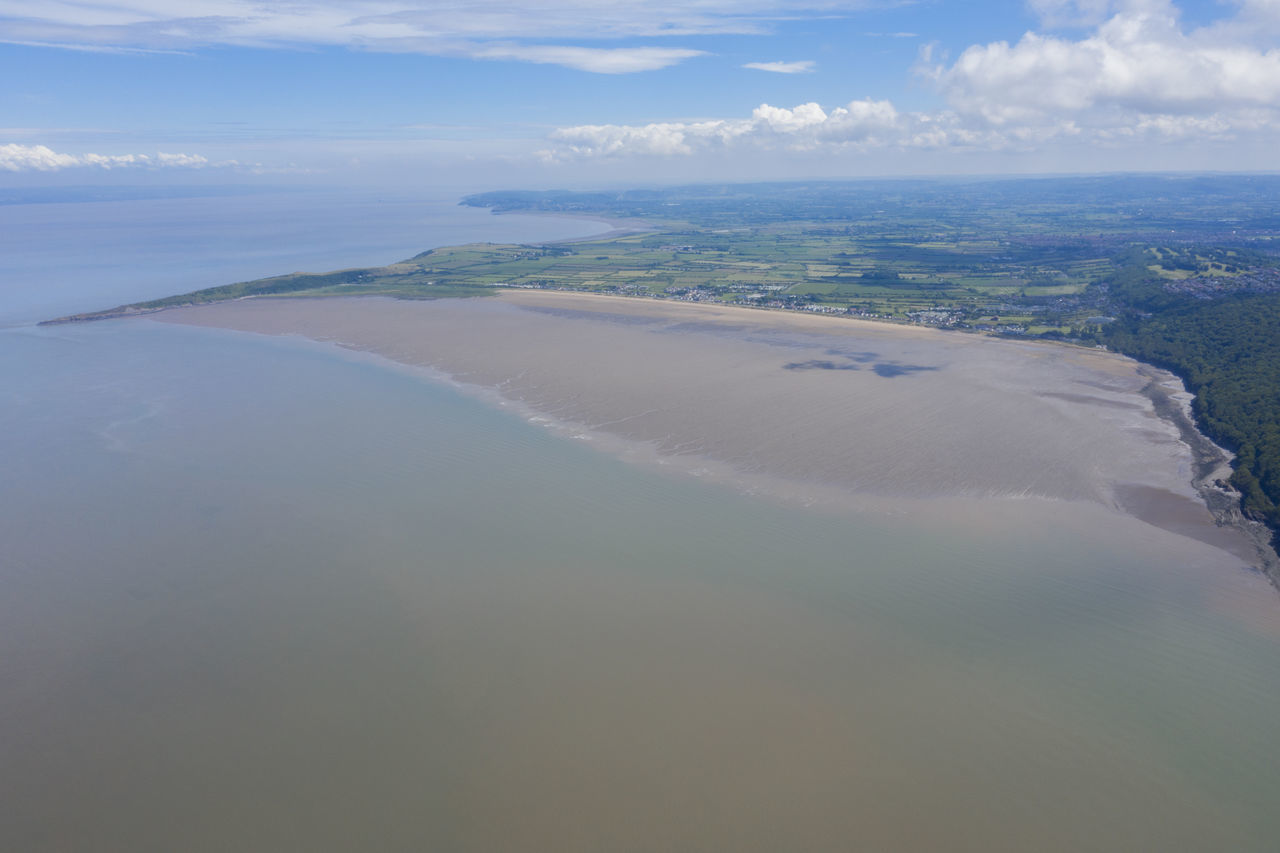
[1133,367,1280,581]
[475,208,657,244]
[36,209,644,327]
[149,289,1278,586]
[20,179,1280,853]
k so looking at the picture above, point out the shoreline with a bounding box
[476,208,657,244]
[147,290,1279,588]
[1134,366,1280,581]
[501,291,1280,583]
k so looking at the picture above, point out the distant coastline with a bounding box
[481,208,656,244]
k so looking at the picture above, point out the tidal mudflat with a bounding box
[163,290,1266,569]
[7,296,1280,851]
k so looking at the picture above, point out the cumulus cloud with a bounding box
[538,1,1280,160]
[0,143,227,172]
[929,1,1280,129]
[1196,0,1280,43]
[0,1,873,71]
[543,98,985,160]
[743,60,816,73]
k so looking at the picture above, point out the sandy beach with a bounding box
[13,287,1280,853]
[159,290,1271,572]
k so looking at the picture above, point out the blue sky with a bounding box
[2,1,1277,188]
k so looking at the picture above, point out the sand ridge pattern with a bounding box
[160,290,1258,564]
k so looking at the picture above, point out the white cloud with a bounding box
[543,98,972,160]
[754,101,830,132]
[0,38,192,55]
[541,1,1280,164]
[1199,0,1280,42]
[0,143,229,171]
[472,45,704,73]
[743,60,816,73]
[341,0,865,39]
[0,144,81,171]
[928,1,1280,130]
[0,1,875,71]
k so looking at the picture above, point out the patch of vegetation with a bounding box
[1098,285,1280,539]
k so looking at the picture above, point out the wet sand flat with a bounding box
[21,292,1270,852]
[160,290,1260,564]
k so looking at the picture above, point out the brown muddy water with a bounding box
[4,295,1280,852]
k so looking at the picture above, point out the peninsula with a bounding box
[47,175,1280,568]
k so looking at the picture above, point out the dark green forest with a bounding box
[1100,266,1280,541]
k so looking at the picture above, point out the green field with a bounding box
[57,223,1121,330]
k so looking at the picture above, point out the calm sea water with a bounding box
[0,188,606,327]
[3,189,1280,850]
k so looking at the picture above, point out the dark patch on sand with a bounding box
[1112,483,1259,562]
[784,359,862,371]
[783,351,940,377]
[824,348,880,363]
[872,362,941,378]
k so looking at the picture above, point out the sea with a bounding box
[3,187,1280,851]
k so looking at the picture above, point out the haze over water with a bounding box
[4,190,1280,851]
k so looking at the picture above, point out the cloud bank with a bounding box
[544,100,979,160]
[546,0,1280,158]
[0,0,871,72]
[0,143,226,172]
[744,60,816,73]
[933,0,1280,127]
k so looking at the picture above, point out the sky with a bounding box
[2,0,1279,189]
